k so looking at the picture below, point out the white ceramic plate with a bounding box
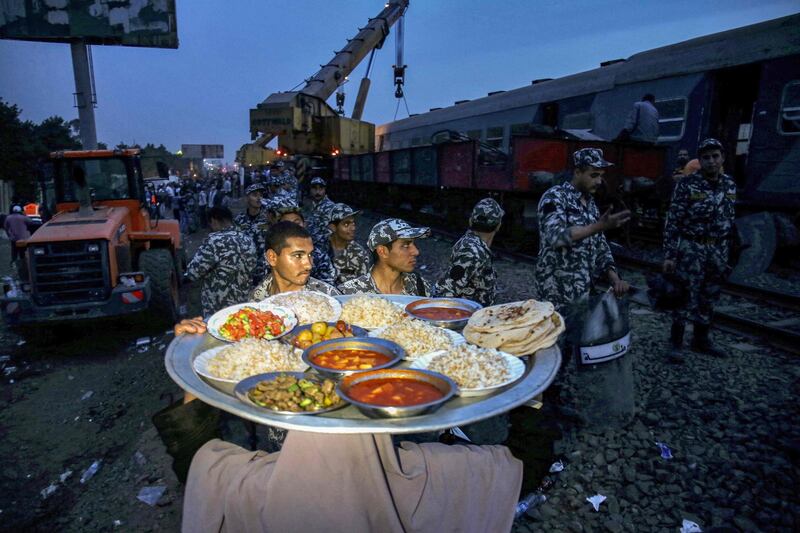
[368,325,465,360]
[262,291,342,325]
[409,349,526,397]
[193,345,307,391]
[206,302,297,343]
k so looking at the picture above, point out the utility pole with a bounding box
[70,40,98,150]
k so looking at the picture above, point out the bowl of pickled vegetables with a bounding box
[234,372,346,415]
[281,320,367,350]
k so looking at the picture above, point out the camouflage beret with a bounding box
[367,218,430,251]
[573,147,613,169]
[310,177,326,187]
[697,138,724,155]
[469,198,504,228]
[245,183,266,195]
[327,203,361,225]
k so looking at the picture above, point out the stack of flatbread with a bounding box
[463,299,564,356]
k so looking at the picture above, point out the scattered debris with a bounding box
[4,366,18,376]
[40,484,58,500]
[681,519,703,532]
[132,451,147,467]
[586,494,606,512]
[68,375,75,380]
[137,485,167,506]
[0,355,11,363]
[655,441,673,460]
[113,519,123,527]
[549,459,565,473]
[16,340,26,346]
[136,337,151,347]
[80,460,102,484]
[80,391,94,401]
[59,469,73,483]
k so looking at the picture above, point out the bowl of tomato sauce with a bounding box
[405,298,482,330]
[337,369,457,418]
[302,337,405,379]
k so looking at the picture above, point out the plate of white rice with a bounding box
[339,294,406,330]
[409,344,525,397]
[369,319,464,360]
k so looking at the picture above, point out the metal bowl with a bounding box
[280,322,368,350]
[302,337,405,379]
[336,369,457,418]
[234,371,348,416]
[404,297,483,330]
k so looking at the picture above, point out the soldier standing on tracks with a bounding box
[534,148,631,312]
[268,198,338,286]
[234,183,270,285]
[324,203,371,285]
[339,218,432,296]
[663,138,735,361]
[186,206,257,317]
[435,198,504,307]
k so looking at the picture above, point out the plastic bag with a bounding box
[567,290,630,365]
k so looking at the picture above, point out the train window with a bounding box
[486,126,505,148]
[467,130,482,140]
[511,123,530,136]
[778,81,800,135]
[655,98,687,141]
[561,112,594,130]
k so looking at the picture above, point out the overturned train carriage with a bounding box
[332,14,800,248]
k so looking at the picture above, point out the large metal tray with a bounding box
[164,295,562,434]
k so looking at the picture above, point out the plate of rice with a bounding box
[193,338,307,394]
[262,291,342,324]
[409,344,525,397]
[369,319,464,360]
[339,294,406,330]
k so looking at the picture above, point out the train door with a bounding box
[707,64,761,187]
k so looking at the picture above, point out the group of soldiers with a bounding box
[184,139,735,365]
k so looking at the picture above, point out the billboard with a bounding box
[0,0,178,49]
[181,144,224,159]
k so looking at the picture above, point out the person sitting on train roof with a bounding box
[338,218,432,296]
[533,147,631,313]
[434,198,504,308]
[619,93,660,144]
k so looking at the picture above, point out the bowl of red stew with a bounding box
[302,337,405,379]
[337,368,457,418]
[405,298,482,330]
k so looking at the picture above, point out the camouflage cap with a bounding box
[245,183,266,195]
[310,177,326,187]
[697,138,724,155]
[271,196,303,216]
[367,218,430,251]
[469,198,504,228]
[327,203,361,225]
[573,147,613,169]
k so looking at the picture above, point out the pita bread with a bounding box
[467,300,554,333]
[465,317,555,349]
[503,313,565,356]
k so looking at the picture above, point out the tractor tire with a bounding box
[139,248,180,324]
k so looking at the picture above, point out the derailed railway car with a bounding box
[332,14,800,248]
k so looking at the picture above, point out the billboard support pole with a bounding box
[70,40,98,150]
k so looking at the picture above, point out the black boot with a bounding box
[691,323,726,358]
[152,399,221,483]
[668,322,685,363]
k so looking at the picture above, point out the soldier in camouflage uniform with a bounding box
[186,206,257,317]
[250,221,340,300]
[267,197,338,286]
[306,177,335,235]
[233,183,270,285]
[534,148,631,313]
[663,138,735,361]
[435,198,504,307]
[323,203,371,285]
[339,218,432,296]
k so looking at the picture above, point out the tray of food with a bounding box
[368,319,465,360]
[404,297,483,330]
[206,303,297,342]
[165,294,562,434]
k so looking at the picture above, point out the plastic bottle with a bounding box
[514,493,547,518]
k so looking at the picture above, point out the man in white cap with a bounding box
[4,205,32,264]
[339,218,431,296]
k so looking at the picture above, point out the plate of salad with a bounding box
[206,302,297,342]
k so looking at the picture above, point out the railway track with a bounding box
[371,209,800,355]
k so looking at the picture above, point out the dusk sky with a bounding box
[1,0,797,163]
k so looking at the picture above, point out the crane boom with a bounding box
[249,1,409,157]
